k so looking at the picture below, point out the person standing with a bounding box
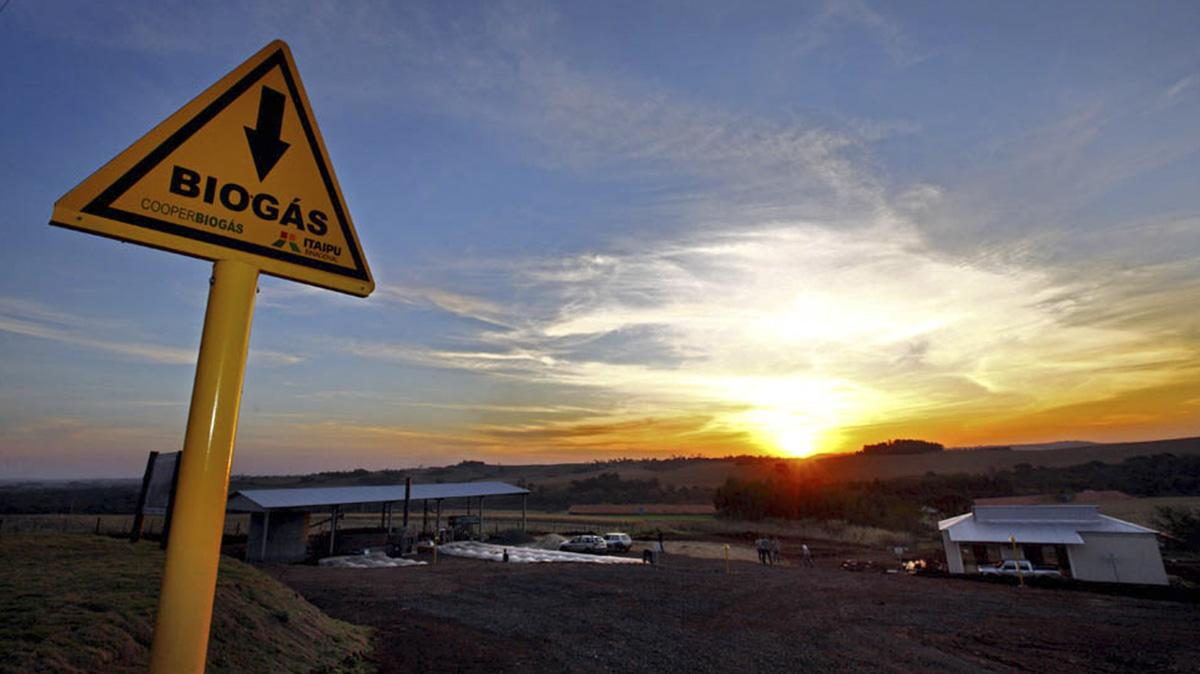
[755,536,768,564]
[801,543,813,568]
[770,538,782,565]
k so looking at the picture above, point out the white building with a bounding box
[939,505,1167,586]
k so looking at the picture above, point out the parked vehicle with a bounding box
[603,532,632,552]
[559,535,608,554]
[979,560,1061,578]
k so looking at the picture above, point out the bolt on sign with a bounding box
[50,40,373,296]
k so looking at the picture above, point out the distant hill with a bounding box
[954,440,1100,452]
[509,437,1200,490]
[5,436,1198,514]
[807,436,1200,484]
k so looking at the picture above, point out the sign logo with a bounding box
[273,230,301,253]
[49,40,373,297]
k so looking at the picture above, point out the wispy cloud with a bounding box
[276,2,892,221]
[0,315,195,364]
[0,297,302,366]
[374,284,511,327]
[1165,74,1198,99]
[343,218,1199,455]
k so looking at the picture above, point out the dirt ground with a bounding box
[270,543,1200,673]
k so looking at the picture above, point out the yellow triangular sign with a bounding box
[50,40,374,297]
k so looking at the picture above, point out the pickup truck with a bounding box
[978,560,1061,578]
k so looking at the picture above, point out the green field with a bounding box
[1098,497,1200,529]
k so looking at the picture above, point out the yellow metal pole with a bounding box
[149,259,259,674]
[1009,535,1024,588]
[724,544,731,575]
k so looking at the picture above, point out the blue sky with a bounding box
[2,1,1198,478]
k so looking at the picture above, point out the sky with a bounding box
[1,1,1198,478]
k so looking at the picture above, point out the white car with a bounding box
[978,560,1061,578]
[603,532,632,552]
[559,535,608,554]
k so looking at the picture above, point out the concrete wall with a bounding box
[1066,533,1168,586]
[246,511,309,564]
[942,531,964,574]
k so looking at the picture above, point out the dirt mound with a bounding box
[530,533,568,550]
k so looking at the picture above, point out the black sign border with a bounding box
[70,49,369,282]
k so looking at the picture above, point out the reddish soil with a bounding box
[270,547,1200,673]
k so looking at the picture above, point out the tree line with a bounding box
[859,439,945,456]
[526,472,712,511]
[713,453,1200,531]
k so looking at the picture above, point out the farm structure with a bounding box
[939,505,1167,585]
[227,481,529,564]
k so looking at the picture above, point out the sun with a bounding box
[743,408,820,457]
[708,375,861,458]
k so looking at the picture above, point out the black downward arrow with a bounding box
[244,86,290,181]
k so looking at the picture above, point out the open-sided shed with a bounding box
[228,481,529,563]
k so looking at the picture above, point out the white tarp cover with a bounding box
[318,552,427,568]
[437,541,642,564]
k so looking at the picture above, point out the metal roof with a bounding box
[938,505,1157,545]
[227,481,529,512]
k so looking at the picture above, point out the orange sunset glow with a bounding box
[2,3,1198,478]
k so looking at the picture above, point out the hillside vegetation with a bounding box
[0,533,371,674]
[714,453,1200,531]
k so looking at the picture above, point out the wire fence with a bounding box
[0,512,656,540]
[0,514,251,538]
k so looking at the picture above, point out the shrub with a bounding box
[1153,507,1200,550]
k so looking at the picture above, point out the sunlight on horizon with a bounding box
[709,376,868,458]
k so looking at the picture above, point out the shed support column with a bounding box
[435,499,442,532]
[329,506,339,556]
[422,500,429,534]
[941,530,964,574]
[386,503,393,534]
[260,510,270,561]
[479,497,485,539]
[130,451,160,542]
[403,478,411,531]
[522,494,527,534]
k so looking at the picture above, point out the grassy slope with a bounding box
[1097,496,1200,528]
[0,533,371,674]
